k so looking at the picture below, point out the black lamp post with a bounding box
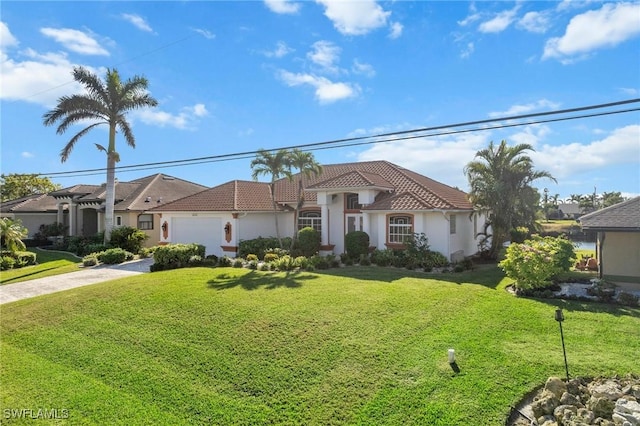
[555,309,569,381]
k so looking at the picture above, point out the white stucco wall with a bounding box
[601,231,640,289]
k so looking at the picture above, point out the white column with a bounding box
[321,204,329,246]
[57,203,64,225]
[69,202,77,236]
[362,211,370,236]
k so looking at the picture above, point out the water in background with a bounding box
[574,241,596,251]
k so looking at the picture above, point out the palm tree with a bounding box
[464,140,555,259]
[287,149,323,248]
[43,66,158,243]
[250,149,292,248]
[0,218,28,253]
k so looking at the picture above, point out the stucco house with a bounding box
[151,160,486,260]
[579,196,640,290]
[1,174,207,245]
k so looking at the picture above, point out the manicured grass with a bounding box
[1,266,638,425]
[0,248,81,285]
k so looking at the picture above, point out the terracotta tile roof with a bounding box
[274,160,472,211]
[579,197,640,231]
[50,184,101,198]
[0,194,63,213]
[151,180,281,212]
[307,170,394,191]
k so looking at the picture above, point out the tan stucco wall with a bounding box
[601,231,640,287]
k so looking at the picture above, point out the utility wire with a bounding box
[39,100,640,179]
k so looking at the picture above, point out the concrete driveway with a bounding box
[0,258,154,305]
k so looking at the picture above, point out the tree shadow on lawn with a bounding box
[0,266,60,285]
[208,270,319,291]
[312,264,505,289]
[530,297,640,319]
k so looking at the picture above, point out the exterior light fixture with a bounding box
[448,349,456,364]
[555,309,570,381]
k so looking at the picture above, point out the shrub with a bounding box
[82,254,99,267]
[85,243,109,256]
[218,256,232,267]
[345,231,369,260]
[66,233,104,256]
[371,249,395,267]
[259,262,271,271]
[152,243,205,271]
[189,255,203,266]
[344,257,354,266]
[310,255,329,270]
[246,254,258,262]
[425,251,449,269]
[294,256,309,269]
[500,235,576,291]
[97,248,134,264]
[358,254,371,266]
[297,227,320,257]
[1,256,16,270]
[264,252,279,263]
[15,251,37,267]
[617,291,639,307]
[510,227,530,244]
[238,236,292,260]
[247,260,258,270]
[33,222,67,245]
[273,255,297,271]
[233,258,244,268]
[109,226,149,254]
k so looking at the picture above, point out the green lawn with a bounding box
[1,266,638,425]
[0,248,81,285]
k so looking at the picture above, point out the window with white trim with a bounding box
[450,214,457,235]
[388,215,413,243]
[298,211,321,233]
[346,193,361,210]
[138,214,153,230]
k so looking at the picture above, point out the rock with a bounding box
[554,404,577,423]
[532,390,560,418]
[591,380,624,400]
[589,396,616,418]
[561,391,584,407]
[613,399,640,426]
[546,376,568,399]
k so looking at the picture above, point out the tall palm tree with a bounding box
[43,66,158,243]
[287,149,323,247]
[0,218,28,253]
[464,140,555,259]
[250,149,292,248]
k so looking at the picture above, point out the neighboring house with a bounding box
[1,193,69,238]
[2,174,207,245]
[151,160,486,260]
[557,203,582,219]
[579,197,640,290]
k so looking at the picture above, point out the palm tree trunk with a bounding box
[271,184,282,248]
[103,125,117,244]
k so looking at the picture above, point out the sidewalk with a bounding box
[0,258,154,305]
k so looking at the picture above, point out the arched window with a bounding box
[388,215,413,243]
[298,210,321,233]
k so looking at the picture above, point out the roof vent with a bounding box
[157,197,163,204]
[145,197,151,203]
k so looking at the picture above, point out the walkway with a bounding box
[0,258,154,305]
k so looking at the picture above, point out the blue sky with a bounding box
[1,0,639,200]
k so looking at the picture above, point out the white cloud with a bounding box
[489,99,561,118]
[192,28,216,39]
[543,2,640,61]
[121,13,154,33]
[619,87,639,96]
[278,70,359,104]
[532,125,640,179]
[352,59,375,77]
[264,0,300,14]
[307,40,341,72]
[40,27,109,56]
[0,22,18,48]
[135,103,208,130]
[478,5,520,33]
[0,49,90,106]
[389,22,403,39]
[517,11,551,34]
[460,42,474,59]
[509,124,552,148]
[263,41,293,58]
[21,152,34,158]
[457,2,480,26]
[316,0,391,36]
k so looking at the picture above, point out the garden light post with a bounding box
[555,309,570,381]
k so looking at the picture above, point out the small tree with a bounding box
[297,227,320,257]
[345,231,369,260]
[0,218,28,253]
[0,174,61,201]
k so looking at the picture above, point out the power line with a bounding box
[37,98,640,179]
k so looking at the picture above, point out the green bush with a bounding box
[345,231,369,260]
[109,226,149,254]
[1,256,15,270]
[273,255,297,271]
[33,222,67,245]
[152,243,206,271]
[15,251,37,267]
[238,236,292,260]
[66,233,105,256]
[499,235,576,291]
[510,227,530,244]
[264,252,279,263]
[371,249,395,267]
[218,256,232,267]
[310,255,329,270]
[297,227,320,257]
[82,254,99,267]
[97,248,134,264]
[617,291,639,307]
[233,258,244,268]
[246,254,258,262]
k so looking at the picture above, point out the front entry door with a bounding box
[346,214,363,233]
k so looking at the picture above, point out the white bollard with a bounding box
[448,348,456,364]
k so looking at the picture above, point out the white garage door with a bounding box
[172,217,221,256]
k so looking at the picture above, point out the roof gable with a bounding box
[307,170,394,191]
[579,197,640,230]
